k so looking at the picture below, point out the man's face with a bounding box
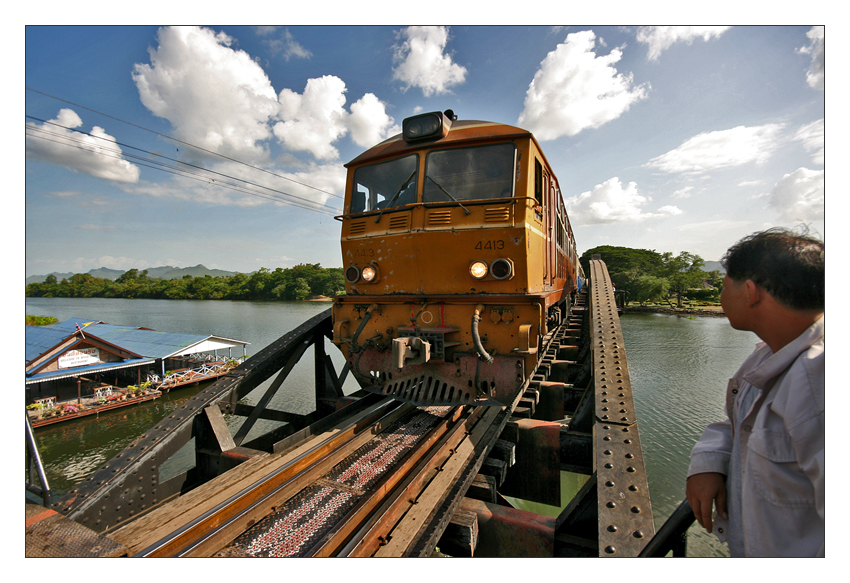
[720,275,748,330]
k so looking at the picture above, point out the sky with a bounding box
[24,21,826,278]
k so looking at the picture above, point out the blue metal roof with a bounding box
[52,317,104,333]
[25,357,157,384]
[82,324,209,359]
[25,325,71,363]
[26,317,248,383]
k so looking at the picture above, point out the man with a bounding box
[686,228,824,557]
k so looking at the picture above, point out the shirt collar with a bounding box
[744,316,824,389]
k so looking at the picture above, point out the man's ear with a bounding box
[743,279,763,307]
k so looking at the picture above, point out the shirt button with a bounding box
[743,424,752,432]
[732,389,738,394]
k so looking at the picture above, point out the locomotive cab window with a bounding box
[351,154,418,214]
[423,143,516,203]
[534,159,543,207]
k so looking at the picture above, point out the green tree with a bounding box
[291,277,312,300]
[612,269,669,305]
[661,251,707,308]
[580,245,665,279]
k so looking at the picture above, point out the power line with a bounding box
[25,123,340,216]
[25,87,344,200]
[26,116,342,215]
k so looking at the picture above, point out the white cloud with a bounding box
[260,28,313,61]
[636,26,731,61]
[767,167,824,223]
[25,109,141,183]
[797,26,824,91]
[794,118,824,166]
[565,177,681,225]
[273,75,350,161]
[348,93,400,148]
[517,30,648,140]
[645,124,785,175]
[392,26,467,96]
[274,78,398,159]
[672,186,694,199]
[133,26,280,163]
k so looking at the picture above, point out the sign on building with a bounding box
[58,347,101,369]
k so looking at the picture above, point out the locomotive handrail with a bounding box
[335,195,522,221]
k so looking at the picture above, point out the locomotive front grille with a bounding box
[389,214,410,230]
[484,207,511,222]
[427,209,453,225]
[348,220,367,235]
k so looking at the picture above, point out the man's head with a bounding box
[721,228,824,311]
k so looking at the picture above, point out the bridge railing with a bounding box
[638,499,697,557]
[26,413,52,507]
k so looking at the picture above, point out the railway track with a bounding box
[109,326,563,557]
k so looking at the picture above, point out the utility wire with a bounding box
[26,117,342,214]
[26,87,344,200]
[27,126,338,216]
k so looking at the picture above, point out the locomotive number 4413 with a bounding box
[475,240,505,250]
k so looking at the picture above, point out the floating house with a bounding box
[26,317,249,426]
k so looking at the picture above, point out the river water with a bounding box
[25,297,758,557]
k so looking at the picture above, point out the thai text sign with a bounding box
[59,347,101,368]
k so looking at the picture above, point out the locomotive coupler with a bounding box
[392,336,431,370]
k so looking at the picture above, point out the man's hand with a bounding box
[686,472,728,534]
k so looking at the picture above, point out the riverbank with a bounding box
[624,305,727,317]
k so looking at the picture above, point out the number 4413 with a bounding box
[475,240,504,250]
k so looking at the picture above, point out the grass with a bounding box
[26,315,58,326]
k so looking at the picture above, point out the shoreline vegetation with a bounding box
[624,304,726,317]
[25,264,344,302]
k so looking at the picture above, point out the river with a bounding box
[25,297,758,557]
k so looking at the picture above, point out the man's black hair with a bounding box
[721,227,824,311]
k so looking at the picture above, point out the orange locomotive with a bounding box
[332,110,583,407]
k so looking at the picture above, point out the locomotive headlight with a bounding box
[361,264,378,282]
[491,258,514,280]
[469,260,488,280]
[402,110,454,143]
[345,265,361,283]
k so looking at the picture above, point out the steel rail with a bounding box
[134,397,408,557]
[335,405,489,557]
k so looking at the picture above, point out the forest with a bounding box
[25,264,345,301]
[578,245,723,307]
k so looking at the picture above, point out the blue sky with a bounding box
[24,23,825,278]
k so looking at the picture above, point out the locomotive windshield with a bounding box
[351,154,418,214]
[423,143,516,203]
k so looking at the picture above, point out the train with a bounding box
[331,110,584,407]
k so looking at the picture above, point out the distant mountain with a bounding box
[26,264,240,284]
[703,261,724,274]
[88,267,126,280]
